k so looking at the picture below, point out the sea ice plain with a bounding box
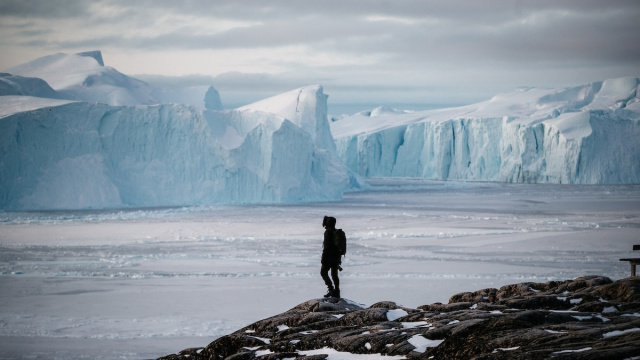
[1,179,639,359]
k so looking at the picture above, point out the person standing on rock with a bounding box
[321,216,341,298]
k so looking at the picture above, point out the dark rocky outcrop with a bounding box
[159,276,640,360]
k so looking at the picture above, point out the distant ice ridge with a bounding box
[4,50,222,110]
[332,77,640,184]
[0,52,360,210]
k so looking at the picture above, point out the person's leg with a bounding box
[330,265,340,297]
[321,264,334,294]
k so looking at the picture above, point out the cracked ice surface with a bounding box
[0,179,639,359]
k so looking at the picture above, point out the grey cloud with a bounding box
[48,15,384,51]
[134,71,457,113]
[137,72,311,93]
[315,5,640,69]
[2,0,639,109]
[8,0,640,67]
[17,28,49,37]
[0,0,91,18]
[134,74,218,88]
[94,0,640,28]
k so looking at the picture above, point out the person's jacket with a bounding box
[322,227,341,265]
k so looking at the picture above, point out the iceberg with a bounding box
[4,51,222,109]
[5,51,158,106]
[0,73,65,99]
[332,77,640,184]
[0,53,360,210]
[0,88,357,210]
[237,86,336,153]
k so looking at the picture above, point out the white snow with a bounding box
[492,346,520,353]
[4,51,224,110]
[401,321,430,329]
[250,336,271,344]
[0,95,75,118]
[298,347,405,360]
[602,328,640,338]
[553,347,592,354]
[386,309,409,321]
[5,52,160,106]
[407,334,444,353]
[6,52,107,91]
[572,316,594,321]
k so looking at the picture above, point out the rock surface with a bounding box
[159,276,640,359]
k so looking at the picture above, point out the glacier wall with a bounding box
[335,112,640,184]
[333,78,640,184]
[0,50,361,210]
[0,87,358,210]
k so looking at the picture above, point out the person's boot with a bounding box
[324,287,334,298]
[333,288,340,298]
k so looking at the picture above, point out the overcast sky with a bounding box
[1,0,639,114]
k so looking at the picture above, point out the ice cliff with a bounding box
[0,89,356,210]
[332,77,640,184]
[0,52,358,210]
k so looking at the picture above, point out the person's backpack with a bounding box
[333,229,347,257]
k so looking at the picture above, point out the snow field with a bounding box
[1,179,639,359]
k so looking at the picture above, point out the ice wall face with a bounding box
[333,77,640,184]
[204,85,357,202]
[238,86,336,153]
[0,87,358,210]
[1,102,221,209]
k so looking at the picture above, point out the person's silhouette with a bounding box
[321,216,341,298]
